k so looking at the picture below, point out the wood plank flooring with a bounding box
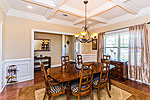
[0,71,150,100]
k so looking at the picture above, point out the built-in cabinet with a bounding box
[34,56,51,71]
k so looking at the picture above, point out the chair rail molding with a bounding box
[0,58,33,92]
[81,54,97,62]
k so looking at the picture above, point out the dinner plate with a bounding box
[75,64,88,70]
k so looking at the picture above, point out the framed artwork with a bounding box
[92,39,97,50]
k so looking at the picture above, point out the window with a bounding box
[104,31,129,61]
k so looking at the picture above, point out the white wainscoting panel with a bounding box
[1,58,33,92]
[0,62,6,92]
[82,54,97,62]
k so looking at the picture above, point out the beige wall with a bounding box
[4,16,82,60]
[34,32,62,65]
[0,9,5,60]
[81,43,97,54]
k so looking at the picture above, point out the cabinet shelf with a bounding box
[34,56,51,71]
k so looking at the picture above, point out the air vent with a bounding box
[62,14,68,16]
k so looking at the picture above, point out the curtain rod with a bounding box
[104,21,150,33]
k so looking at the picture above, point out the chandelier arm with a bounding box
[87,29,90,35]
[74,0,97,43]
[75,38,86,43]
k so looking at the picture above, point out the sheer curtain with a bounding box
[97,32,105,63]
[128,23,150,84]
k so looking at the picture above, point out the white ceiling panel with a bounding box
[124,0,150,9]
[64,0,108,12]
[97,6,128,20]
[7,0,50,15]
[4,0,150,28]
[53,11,79,22]
[80,19,99,26]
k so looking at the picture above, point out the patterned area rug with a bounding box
[18,80,150,100]
[35,85,132,100]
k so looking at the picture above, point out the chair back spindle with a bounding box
[40,63,65,99]
[77,55,83,65]
[99,60,110,85]
[61,56,69,67]
[78,63,93,96]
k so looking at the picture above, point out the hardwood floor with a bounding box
[0,71,44,100]
[0,71,150,100]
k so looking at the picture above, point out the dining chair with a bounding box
[40,63,66,100]
[71,63,93,100]
[77,55,83,65]
[92,60,111,100]
[61,56,69,67]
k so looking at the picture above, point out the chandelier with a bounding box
[74,0,97,43]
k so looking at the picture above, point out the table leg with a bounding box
[67,82,71,100]
[109,71,111,90]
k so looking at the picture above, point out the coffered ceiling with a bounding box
[1,0,150,30]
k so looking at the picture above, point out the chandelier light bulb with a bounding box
[74,34,80,38]
[81,32,87,36]
[27,5,33,9]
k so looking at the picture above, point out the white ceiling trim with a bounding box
[33,29,74,35]
[58,5,84,17]
[88,1,117,17]
[45,0,66,20]
[23,0,55,8]
[111,0,139,14]
[0,0,10,13]
[6,7,150,31]
[22,0,108,25]
[24,0,143,27]
[73,0,141,25]
[73,1,117,25]
[6,9,82,28]
[90,7,150,30]
[91,17,108,24]
[73,18,85,25]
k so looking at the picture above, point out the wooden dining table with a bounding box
[47,62,115,100]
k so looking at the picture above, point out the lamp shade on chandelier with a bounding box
[74,0,97,43]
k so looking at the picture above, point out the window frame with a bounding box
[104,30,129,61]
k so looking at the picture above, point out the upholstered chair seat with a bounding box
[92,77,105,86]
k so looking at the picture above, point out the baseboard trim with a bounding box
[0,82,5,93]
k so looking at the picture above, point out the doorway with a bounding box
[31,29,77,79]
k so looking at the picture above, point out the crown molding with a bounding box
[90,7,150,30]
[0,0,10,13]
[6,9,82,29]
[6,7,150,31]
[23,0,55,8]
